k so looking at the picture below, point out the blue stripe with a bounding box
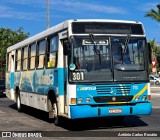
[58,68,64,95]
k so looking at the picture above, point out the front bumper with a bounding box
[70,102,152,119]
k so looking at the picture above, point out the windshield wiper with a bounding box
[89,34,101,65]
[122,35,130,54]
[121,35,130,64]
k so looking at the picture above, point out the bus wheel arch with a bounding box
[48,90,60,126]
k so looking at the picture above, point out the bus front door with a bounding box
[58,31,69,115]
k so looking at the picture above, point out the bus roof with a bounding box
[7,19,143,52]
[72,19,142,24]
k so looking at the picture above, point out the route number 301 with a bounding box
[72,72,84,81]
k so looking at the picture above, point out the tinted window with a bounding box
[47,36,58,68]
[29,44,36,69]
[16,49,21,71]
[37,40,46,68]
[22,46,28,70]
[7,53,11,72]
[72,22,144,35]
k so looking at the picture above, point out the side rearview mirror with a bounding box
[63,40,71,56]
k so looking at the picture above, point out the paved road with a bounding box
[151,86,160,94]
[0,93,160,139]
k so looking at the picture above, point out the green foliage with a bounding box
[149,39,158,59]
[148,39,160,74]
[149,64,152,73]
[145,4,160,22]
[145,3,160,74]
[0,27,29,78]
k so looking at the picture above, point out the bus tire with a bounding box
[53,102,60,126]
[48,91,61,126]
[16,94,22,112]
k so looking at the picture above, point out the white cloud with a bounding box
[51,0,127,14]
[0,0,127,21]
[138,2,159,11]
[0,2,44,20]
[0,0,41,5]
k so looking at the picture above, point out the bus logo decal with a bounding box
[110,88,117,95]
[80,87,96,91]
[39,74,54,85]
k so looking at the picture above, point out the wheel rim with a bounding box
[53,103,58,118]
[17,96,20,109]
[156,81,159,85]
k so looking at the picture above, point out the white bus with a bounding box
[6,19,152,126]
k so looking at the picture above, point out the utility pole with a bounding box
[46,0,50,29]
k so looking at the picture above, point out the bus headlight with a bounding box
[142,95,147,101]
[86,98,91,103]
[135,96,140,101]
[77,98,83,103]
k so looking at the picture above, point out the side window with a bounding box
[16,49,21,71]
[29,43,36,69]
[47,36,58,68]
[7,53,11,72]
[22,46,28,70]
[37,40,46,68]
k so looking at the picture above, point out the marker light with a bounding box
[148,95,151,101]
[70,98,76,104]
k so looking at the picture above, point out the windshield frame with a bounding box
[68,35,149,83]
[111,36,147,71]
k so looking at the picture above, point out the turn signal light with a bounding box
[70,98,76,104]
[148,95,151,101]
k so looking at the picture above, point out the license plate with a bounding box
[109,108,122,114]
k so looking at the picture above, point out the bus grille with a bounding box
[93,96,133,103]
[95,84,131,95]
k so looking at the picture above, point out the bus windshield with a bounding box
[112,37,146,71]
[69,36,147,82]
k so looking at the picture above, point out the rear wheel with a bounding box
[16,94,22,112]
[49,99,61,126]
[52,102,59,125]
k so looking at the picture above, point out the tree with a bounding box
[149,39,160,75]
[0,27,29,78]
[150,39,158,60]
[145,4,160,75]
[145,4,160,22]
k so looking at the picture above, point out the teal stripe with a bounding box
[10,72,14,89]
[58,68,64,95]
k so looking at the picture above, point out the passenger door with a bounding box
[58,30,69,115]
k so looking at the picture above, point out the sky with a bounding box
[0,0,160,43]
